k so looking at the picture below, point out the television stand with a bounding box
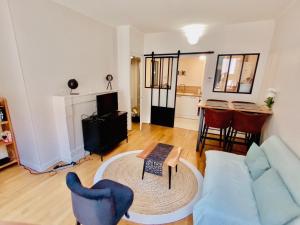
[82,111,128,161]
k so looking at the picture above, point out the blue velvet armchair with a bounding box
[66,172,134,225]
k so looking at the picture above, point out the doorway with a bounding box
[174,55,206,131]
[145,53,180,127]
[130,56,141,126]
[144,51,213,128]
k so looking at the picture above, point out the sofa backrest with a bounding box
[261,136,300,205]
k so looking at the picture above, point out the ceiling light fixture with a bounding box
[182,24,206,45]
[199,55,207,61]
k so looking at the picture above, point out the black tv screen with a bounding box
[97,92,118,116]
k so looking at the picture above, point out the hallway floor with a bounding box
[174,117,199,131]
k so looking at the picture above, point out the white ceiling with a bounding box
[52,0,293,33]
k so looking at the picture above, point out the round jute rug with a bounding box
[94,150,203,224]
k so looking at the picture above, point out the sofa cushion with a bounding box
[288,217,300,225]
[253,168,300,225]
[261,136,300,205]
[193,151,261,225]
[245,143,270,180]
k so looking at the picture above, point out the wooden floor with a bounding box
[0,123,245,225]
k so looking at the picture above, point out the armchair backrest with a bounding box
[66,172,115,225]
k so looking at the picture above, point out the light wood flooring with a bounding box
[0,123,246,225]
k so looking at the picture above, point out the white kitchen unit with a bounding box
[175,94,200,120]
[53,90,117,163]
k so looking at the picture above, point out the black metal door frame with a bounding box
[149,51,180,127]
[146,50,215,127]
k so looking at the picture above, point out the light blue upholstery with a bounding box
[261,136,300,205]
[193,136,300,225]
[253,168,300,225]
[245,143,270,180]
[193,151,260,225]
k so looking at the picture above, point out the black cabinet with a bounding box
[82,111,128,160]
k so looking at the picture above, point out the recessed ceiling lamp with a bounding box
[182,24,206,45]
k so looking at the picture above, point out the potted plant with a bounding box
[264,88,277,109]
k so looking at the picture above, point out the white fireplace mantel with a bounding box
[53,90,118,163]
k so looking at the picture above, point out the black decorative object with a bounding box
[0,106,7,121]
[68,79,79,95]
[106,74,113,90]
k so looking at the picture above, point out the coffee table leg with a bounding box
[142,161,146,180]
[176,165,178,173]
[168,166,172,189]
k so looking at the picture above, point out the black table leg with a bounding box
[176,164,178,173]
[142,161,146,180]
[257,132,262,145]
[168,166,172,189]
[196,108,204,151]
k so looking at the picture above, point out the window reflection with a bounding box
[213,54,259,94]
[226,55,243,92]
[145,57,172,89]
[239,55,259,93]
[213,56,230,92]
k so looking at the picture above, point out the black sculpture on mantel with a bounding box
[68,79,79,95]
[106,74,113,90]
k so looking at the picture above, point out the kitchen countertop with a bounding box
[176,92,201,97]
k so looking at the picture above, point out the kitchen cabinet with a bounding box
[175,95,200,120]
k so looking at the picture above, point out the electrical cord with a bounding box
[81,112,98,120]
[81,112,106,123]
[22,111,99,175]
[21,153,93,176]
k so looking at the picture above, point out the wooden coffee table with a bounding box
[137,142,182,189]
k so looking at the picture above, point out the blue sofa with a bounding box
[193,136,300,225]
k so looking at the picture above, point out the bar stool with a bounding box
[200,108,233,156]
[198,99,228,116]
[226,111,269,152]
[231,101,256,142]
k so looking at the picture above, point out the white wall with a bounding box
[0,0,40,170]
[117,26,144,129]
[130,27,144,129]
[117,26,131,129]
[142,20,275,123]
[178,56,206,88]
[259,1,300,157]
[131,59,140,109]
[1,0,117,171]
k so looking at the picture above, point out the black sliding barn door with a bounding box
[146,51,180,127]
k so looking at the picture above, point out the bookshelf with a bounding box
[0,97,19,170]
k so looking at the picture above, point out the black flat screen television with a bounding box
[97,92,118,116]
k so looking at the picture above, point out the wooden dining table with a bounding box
[196,100,273,151]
